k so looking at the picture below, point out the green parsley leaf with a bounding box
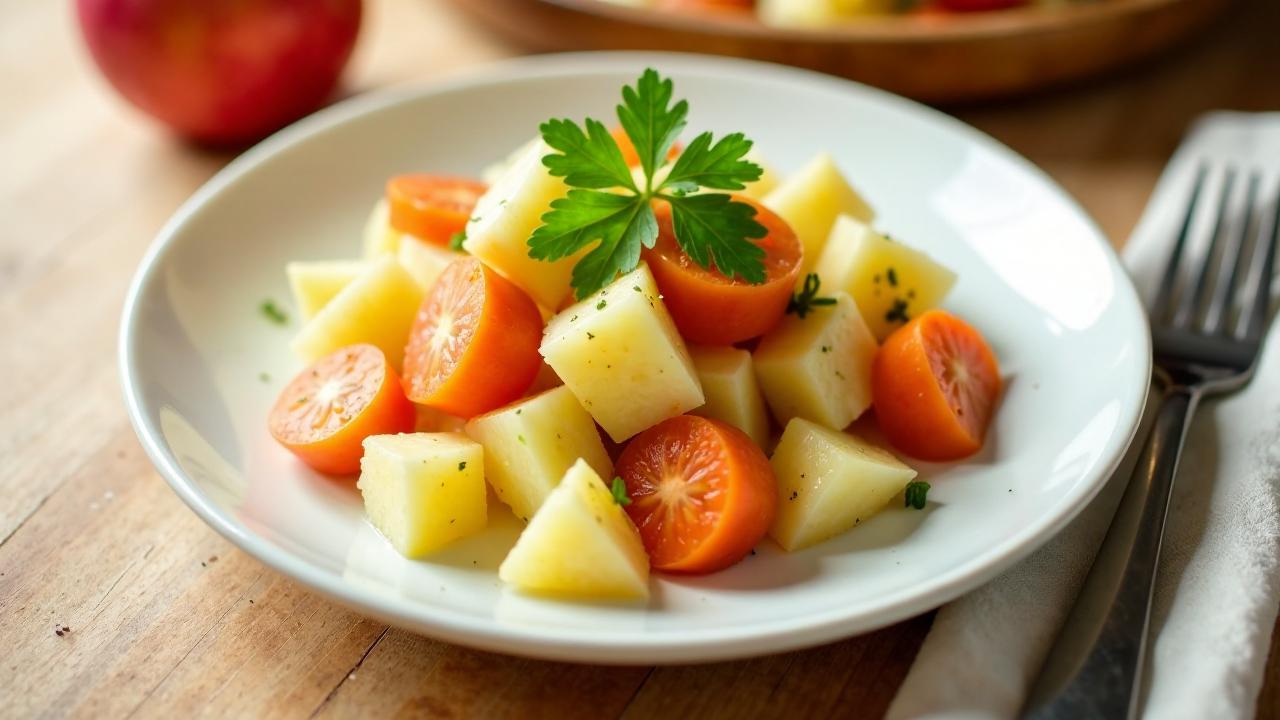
[904,480,930,510]
[449,230,467,252]
[529,190,657,297]
[663,193,767,283]
[661,131,761,194]
[540,117,637,191]
[528,68,766,299]
[260,300,288,325]
[610,477,632,506]
[787,273,838,318]
[616,68,687,184]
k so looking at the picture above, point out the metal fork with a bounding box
[1026,161,1279,719]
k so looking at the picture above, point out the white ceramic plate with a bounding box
[120,52,1150,664]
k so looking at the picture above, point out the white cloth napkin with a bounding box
[886,112,1280,720]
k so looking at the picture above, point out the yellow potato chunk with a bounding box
[290,255,424,368]
[285,260,367,321]
[357,433,487,558]
[753,292,877,430]
[689,345,771,448]
[499,459,649,600]
[465,386,614,523]
[464,139,578,309]
[815,216,957,341]
[397,235,458,292]
[361,197,402,258]
[759,0,895,27]
[763,153,875,275]
[541,264,704,442]
[769,418,917,551]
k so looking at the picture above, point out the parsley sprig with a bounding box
[787,273,837,318]
[528,69,768,299]
[904,480,930,510]
[610,477,632,506]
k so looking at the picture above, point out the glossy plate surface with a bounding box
[120,53,1150,663]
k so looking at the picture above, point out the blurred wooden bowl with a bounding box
[444,0,1232,103]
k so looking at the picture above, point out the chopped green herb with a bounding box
[517,434,526,445]
[885,299,910,324]
[597,299,607,310]
[449,230,468,252]
[458,461,467,471]
[586,331,596,340]
[886,267,898,287]
[633,285,642,292]
[820,345,831,353]
[787,273,837,319]
[258,372,271,383]
[515,408,522,415]
[904,480,930,510]
[528,69,766,299]
[610,477,632,506]
[260,300,288,325]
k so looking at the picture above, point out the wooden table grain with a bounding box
[1,0,1277,717]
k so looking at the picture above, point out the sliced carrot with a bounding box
[268,344,415,475]
[611,126,683,170]
[386,175,487,246]
[871,310,1002,461]
[402,257,543,418]
[616,416,777,574]
[644,196,802,344]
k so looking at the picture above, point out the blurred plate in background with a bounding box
[445,0,1230,102]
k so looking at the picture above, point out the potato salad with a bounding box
[267,69,1001,601]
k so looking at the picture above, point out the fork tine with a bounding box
[1243,182,1280,342]
[1203,171,1259,334]
[1153,164,1209,324]
[1175,167,1235,329]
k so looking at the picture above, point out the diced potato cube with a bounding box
[541,264,703,442]
[397,235,457,292]
[361,198,402,258]
[464,139,578,309]
[465,386,613,523]
[815,216,957,341]
[357,433,486,557]
[759,0,895,28]
[754,292,876,430]
[286,260,367,321]
[689,346,771,448]
[763,153,874,275]
[769,418,916,551]
[499,459,649,600]
[290,255,424,368]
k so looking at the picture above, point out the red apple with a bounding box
[76,0,362,146]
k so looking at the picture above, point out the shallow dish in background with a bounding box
[120,53,1150,663]
[446,0,1230,102]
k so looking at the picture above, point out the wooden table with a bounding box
[2,0,1277,717]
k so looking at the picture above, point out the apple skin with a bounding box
[76,0,362,146]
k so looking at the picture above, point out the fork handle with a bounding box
[1027,383,1201,720]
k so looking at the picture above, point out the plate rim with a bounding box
[118,50,1152,664]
